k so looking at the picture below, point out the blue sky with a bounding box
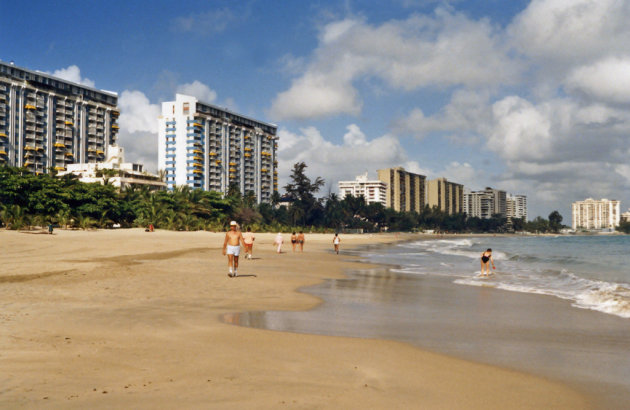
[2,0,630,220]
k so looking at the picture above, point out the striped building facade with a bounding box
[158,94,278,203]
[0,61,119,173]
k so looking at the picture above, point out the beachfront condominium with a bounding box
[338,173,387,206]
[425,177,464,215]
[158,94,278,203]
[506,194,528,221]
[571,198,620,230]
[376,167,426,212]
[0,60,119,174]
[464,187,508,219]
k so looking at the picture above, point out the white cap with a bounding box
[230,221,237,226]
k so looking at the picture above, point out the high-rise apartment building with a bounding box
[376,167,426,212]
[506,194,528,220]
[158,94,278,203]
[425,177,464,214]
[338,173,387,206]
[0,61,119,174]
[572,198,620,230]
[464,187,507,219]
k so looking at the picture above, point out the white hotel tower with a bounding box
[158,94,278,203]
[0,60,119,173]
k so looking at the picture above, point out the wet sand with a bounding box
[0,229,588,409]
[234,268,630,409]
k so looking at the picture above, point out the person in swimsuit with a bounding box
[333,233,340,254]
[223,221,245,277]
[297,231,305,252]
[290,232,297,252]
[242,227,255,260]
[480,248,495,276]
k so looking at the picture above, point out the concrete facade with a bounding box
[572,198,620,230]
[425,177,464,214]
[338,173,387,206]
[377,167,426,212]
[0,60,119,174]
[158,94,277,203]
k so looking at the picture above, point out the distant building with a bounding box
[338,173,387,206]
[506,194,528,221]
[425,177,464,215]
[0,60,119,174]
[57,145,165,190]
[572,198,620,230]
[158,94,278,203]
[376,167,426,212]
[464,187,507,219]
[621,209,630,223]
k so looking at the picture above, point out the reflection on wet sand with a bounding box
[223,267,630,407]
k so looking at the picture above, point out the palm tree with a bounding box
[76,214,96,230]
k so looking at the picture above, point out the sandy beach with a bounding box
[0,229,588,409]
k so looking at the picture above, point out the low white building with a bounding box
[572,198,620,230]
[338,173,387,206]
[57,145,165,190]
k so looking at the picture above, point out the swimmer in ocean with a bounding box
[480,248,495,276]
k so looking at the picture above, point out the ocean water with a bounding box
[362,235,630,319]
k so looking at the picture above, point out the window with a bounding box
[183,102,189,115]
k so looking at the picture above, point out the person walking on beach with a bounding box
[291,232,297,252]
[333,233,340,254]
[222,221,245,277]
[274,232,284,254]
[480,248,495,276]
[297,231,305,252]
[243,227,255,260]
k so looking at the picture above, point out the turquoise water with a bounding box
[364,235,630,318]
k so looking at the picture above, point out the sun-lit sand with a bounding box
[0,229,588,409]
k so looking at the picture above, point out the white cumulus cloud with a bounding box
[176,80,218,104]
[565,57,630,104]
[116,90,161,172]
[276,124,409,190]
[270,9,519,120]
[508,0,630,65]
[49,65,95,88]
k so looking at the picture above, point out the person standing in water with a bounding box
[222,221,245,277]
[480,248,495,276]
[333,233,340,254]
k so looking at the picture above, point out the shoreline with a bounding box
[0,229,589,408]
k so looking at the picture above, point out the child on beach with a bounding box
[243,227,255,260]
[480,248,495,276]
[333,233,340,254]
[222,221,245,277]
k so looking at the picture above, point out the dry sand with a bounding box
[0,229,589,409]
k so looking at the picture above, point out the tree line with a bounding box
[0,163,568,233]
